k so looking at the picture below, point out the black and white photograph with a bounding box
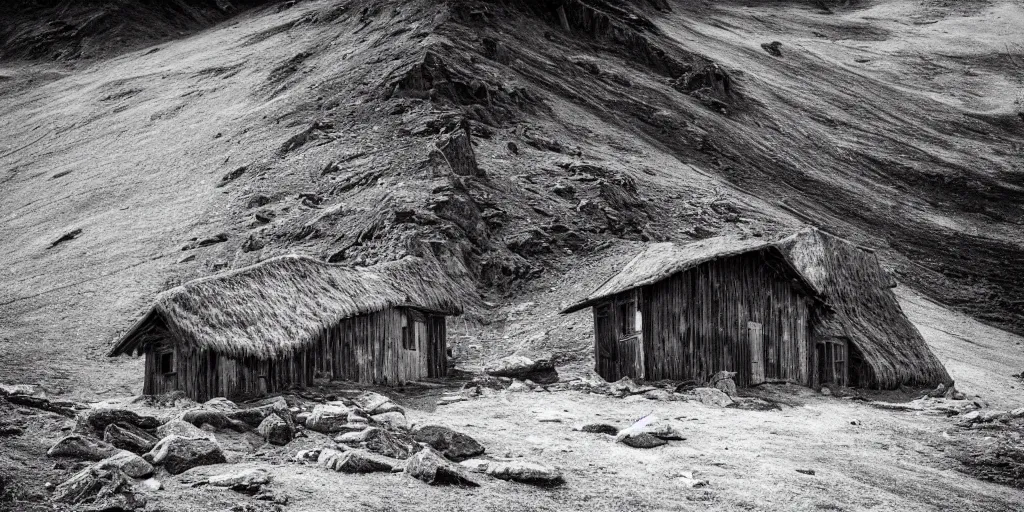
[0,0,1022,510]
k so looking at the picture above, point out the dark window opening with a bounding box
[619,300,636,336]
[159,352,175,375]
[402,313,416,351]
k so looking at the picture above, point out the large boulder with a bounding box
[95,451,154,479]
[156,419,216,440]
[690,387,734,407]
[48,435,121,461]
[318,449,399,473]
[485,461,565,486]
[404,447,479,487]
[104,423,159,454]
[709,371,738,397]
[202,397,238,411]
[304,404,350,433]
[484,355,559,385]
[257,414,293,446]
[411,425,485,461]
[180,410,249,432]
[146,435,226,475]
[51,466,146,510]
[75,408,161,437]
[208,468,271,494]
[337,427,419,459]
[227,402,288,429]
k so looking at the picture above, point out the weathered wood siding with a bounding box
[141,307,448,401]
[593,252,816,387]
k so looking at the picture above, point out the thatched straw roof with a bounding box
[560,236,824,314]
[109,255,463,359]
[778,228,951,388]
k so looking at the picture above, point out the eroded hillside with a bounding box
[0,0,1022,397]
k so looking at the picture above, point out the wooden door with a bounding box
[748,321,764,385]
[593,305,616,380]
[617,335,644,380]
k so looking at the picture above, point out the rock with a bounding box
[147,435,226,475]
[48,435,121,461]
[371,412,408,430]
[484,355,559,385]
[52,466,146,510]
[96,451,154,479]
[507,379,531,393]
[412,425,485,461]
[1011,408,1024,419]
[180,410,249,432]
[208,468,271,493]
[304,404,350,433]
[712,377,737,398]
[202,397,238,411]
[851,419,862,426]
[226,404,283,429]
[294,449,322,463]
[462,375,506,391]
[104,423,159,454]
[156,419,215,441]
[761,41,783,57]
[620,432,667,449]
[573,423,619,436]
[820,387,832,396]
[641,419,686,441]
[486,461,565,486]
[796,469,816,476]
[364,427,419,459]
[319,449,398,473]
[257,414,293,446]
[536,410,572,423]
[335,428,373,444]
[351,392,392,414]
[459,459,491,473]
[404,447,479,487]
[75,408,161,437]
[690,387,733,407]
[437,395,468,406]
[643,389,676,401]
[0,423,24,437]
[140,478,162,491]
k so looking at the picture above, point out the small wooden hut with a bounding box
[562,231,952,390]
[109,255,462,401]
[561,237,828,387]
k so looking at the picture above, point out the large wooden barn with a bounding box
[109,255,463,401]
[562,230,951,390]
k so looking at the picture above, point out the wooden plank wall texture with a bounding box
[142,307,448,401]
[593,253,816,387]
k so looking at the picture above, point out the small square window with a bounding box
[159,352,175,374]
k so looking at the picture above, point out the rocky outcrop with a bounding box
[318,449,399,473]
[75,408,160,437]
[156,419,215,440]
[95,451,154,479]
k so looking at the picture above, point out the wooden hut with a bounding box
[108,255,463,401]
[777,228,951,389]
[561,237,828,387]
[562,232,952,390]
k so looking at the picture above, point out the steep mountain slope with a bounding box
[0,0,1022,397]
